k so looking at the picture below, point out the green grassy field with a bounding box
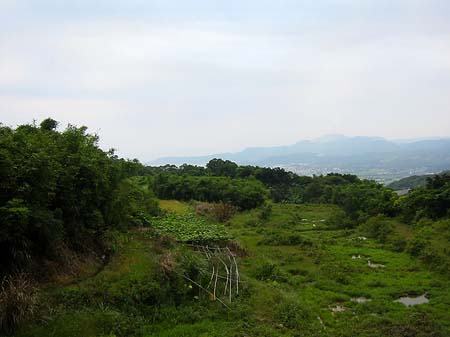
[158,200,190,214]
[11,202,450,337]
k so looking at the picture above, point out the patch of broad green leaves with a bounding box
[150,213,231,242]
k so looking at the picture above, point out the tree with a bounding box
[0,119,159,277]
[39,118,58,131]
[206,159,238,177]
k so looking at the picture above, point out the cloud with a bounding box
[1,1,450,160]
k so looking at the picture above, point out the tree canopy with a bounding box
[0,120,158,276]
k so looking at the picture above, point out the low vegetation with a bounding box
[0,274,38,333]
[149,213,231,243]
[0,119,159,279]
[1,119,450,336]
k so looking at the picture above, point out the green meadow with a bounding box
[11,201,450,337]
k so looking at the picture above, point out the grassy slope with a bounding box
[158,200,190,214]
[14,232,159,337]
[229,204,450,336]
[12,202,450,337]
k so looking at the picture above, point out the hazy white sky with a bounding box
[1,0,450,161]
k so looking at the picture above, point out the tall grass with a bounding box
[0,274,38,333]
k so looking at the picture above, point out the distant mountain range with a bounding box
[150,135,450,183]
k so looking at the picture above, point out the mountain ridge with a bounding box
[149,135,450,183]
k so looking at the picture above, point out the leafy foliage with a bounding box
[151,174,267,210]
[0,119,159,277]
[150,213,231,243]
[10,203,450,337]
[400,173,450,221]
[148,160,399,222]
[360,214,394,243]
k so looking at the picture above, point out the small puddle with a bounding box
[395,294,429,307]
[351,297,372,303]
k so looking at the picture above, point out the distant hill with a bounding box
[387,170,450,190]
[387,175,433,190]
[150,135,450,183]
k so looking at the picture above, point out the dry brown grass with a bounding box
[0,273,38,333]
[227,240,248,258]
[195,202,236,223]
[158,251,176,277]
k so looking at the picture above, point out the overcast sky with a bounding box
[1,0,450,161]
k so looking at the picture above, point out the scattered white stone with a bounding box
[330,305,345,313]
[352,297,372,303]
[368,260,385,268]
[317,316,325,327]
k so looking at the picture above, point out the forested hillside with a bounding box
[1,120,450,337]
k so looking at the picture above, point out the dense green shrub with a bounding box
[254,262,287,282]
[148,159,400,221]
[399,173,450,222]
[327,208,356,229]
[275,299,320,333]
[0,119,159,276]
[360,214,393,243]
[152,174,267,210]
[258,203,273,220]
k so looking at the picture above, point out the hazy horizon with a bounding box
[151,133,450,161]
[1,0,450,161]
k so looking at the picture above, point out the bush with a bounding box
[0,274,38,333]
[254,262,287,282]
[385,234,407,252]
[195,202,236,223]
[407,231,430,256]
[276,300,314,330]
[360,214,393,243]
[152,175,268,210]
[258,203,273,220]
[195,202,214,216]
[327,209,356,229]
